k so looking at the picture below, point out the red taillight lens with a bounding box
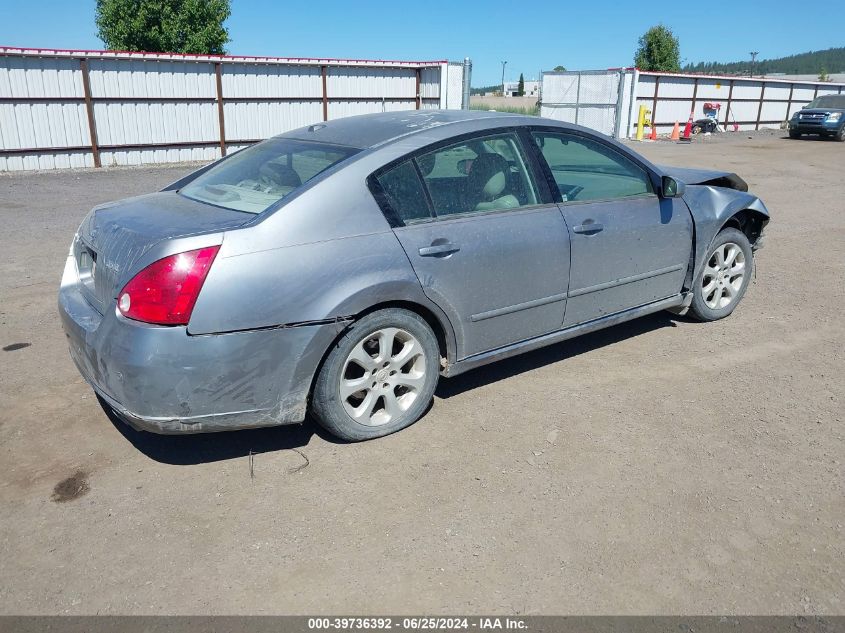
[117,246,220,325]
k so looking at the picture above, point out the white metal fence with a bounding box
[541,68,845,139]
[0,47,469,171]
[540,70,632,137]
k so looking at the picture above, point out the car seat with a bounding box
[467,153,520,212]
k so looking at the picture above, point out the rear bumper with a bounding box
[59,255,338,434]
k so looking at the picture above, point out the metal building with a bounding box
[541,68,845,138]
[0,47,470,171]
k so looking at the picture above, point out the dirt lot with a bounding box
[0,132,842,615]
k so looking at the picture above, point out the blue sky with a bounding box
[0,0,839,85]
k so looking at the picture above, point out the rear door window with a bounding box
[415,133,539,217]
[180,139,359,214]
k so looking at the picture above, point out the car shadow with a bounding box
[101,398,346,466]
[779,134,836,141]
[103,312,682,464]
[436,311,681,399]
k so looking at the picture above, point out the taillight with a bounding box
[117,246,220,325]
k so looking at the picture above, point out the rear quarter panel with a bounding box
[188,230,426,334]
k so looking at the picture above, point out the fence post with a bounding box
[613,71,625,138]
[651,75,660,132]
[786,83,794,121]
[755,82,766,130]
[626,70,639,139]
[79,58,101,168]
[214,62,227,157]
[690,77,699,120]
[321,65,329,121]
[415,68,421,110]
[461,57,472,110]
[724,79,734,131]
[574,72,582,125]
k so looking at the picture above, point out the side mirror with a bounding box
[662,176,685,198]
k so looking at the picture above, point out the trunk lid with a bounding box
[74,191,251,314]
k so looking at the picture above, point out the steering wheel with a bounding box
[560,184,584,201]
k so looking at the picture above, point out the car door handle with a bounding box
[572,221,604,234]
[418,242,460,257]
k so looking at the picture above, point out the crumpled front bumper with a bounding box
[59,255,338,434]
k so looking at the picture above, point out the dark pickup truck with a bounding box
[788,94,845,141]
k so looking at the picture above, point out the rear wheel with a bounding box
[689,228,754,322]
[311,308,440,441]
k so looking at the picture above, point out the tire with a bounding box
[689,227,754,322]
[837,125,845,142]
[311,308,440,441]
[789,129,801,139]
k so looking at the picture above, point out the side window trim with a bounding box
[410,158,438,219]
[517,127,561,204]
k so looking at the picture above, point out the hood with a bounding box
[798,107,845,115]
[658,165,748,192]
[75,191,251,313]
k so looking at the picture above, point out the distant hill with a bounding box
[683,47,845,76]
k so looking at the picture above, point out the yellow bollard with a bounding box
[636,105,652,141]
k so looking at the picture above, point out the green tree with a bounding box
[553,65,566,72]
[818,66,830,82]
[517,73,525,96]
[96,0,231,54]
[634,24,681,72]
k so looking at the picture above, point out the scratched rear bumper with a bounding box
[59,255,337,434]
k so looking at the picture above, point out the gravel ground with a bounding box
[0,131,843,615]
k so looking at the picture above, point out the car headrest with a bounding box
[260,162,302,188]
[468,153,508,201]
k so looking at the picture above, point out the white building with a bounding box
[502,79,540,98]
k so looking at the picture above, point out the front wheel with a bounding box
[311,308,440,441]
[836,125,845,142]
[689,228,754,322]
[789,129,801,139]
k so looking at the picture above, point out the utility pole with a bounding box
[500,60,507,96]
[749,51,758,78]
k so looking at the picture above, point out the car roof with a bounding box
[279,109,539,149]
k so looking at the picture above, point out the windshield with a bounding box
[180,138,360,214]
[805,95,845,110]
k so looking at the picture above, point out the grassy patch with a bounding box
[469,103,540,116]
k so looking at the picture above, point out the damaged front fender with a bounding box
[682,185,770,286]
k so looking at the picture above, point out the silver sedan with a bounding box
[59,110,769,441]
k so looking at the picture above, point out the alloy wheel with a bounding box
[702,242,746,310]
[339,327,427,426]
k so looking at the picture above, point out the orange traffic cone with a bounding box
[670,121,680,141]
[649,124,657,141]
[682,113,694,139]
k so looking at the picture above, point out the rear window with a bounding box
[806,95,845,109]
[180,139,359,214]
